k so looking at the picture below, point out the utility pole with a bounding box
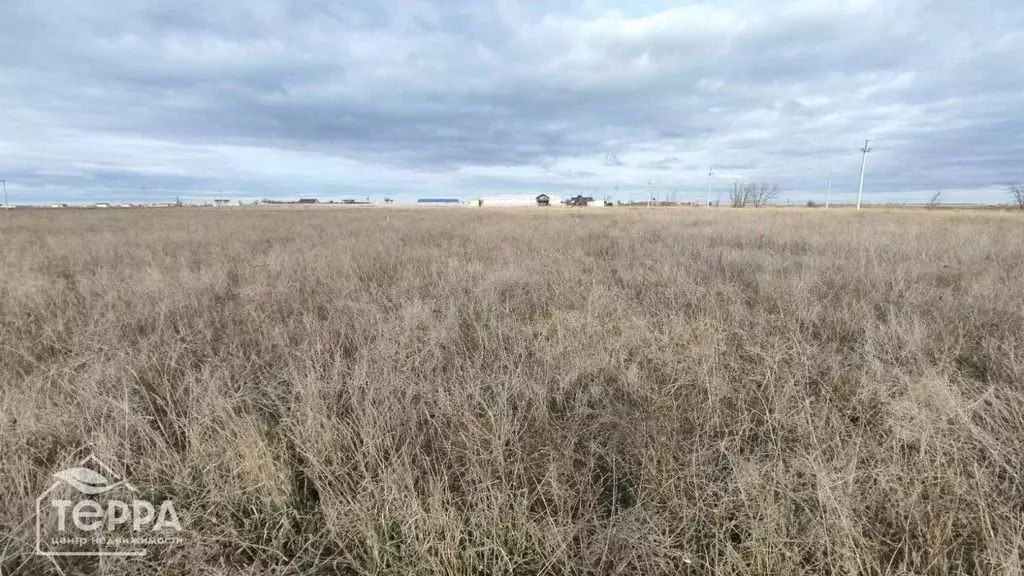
[1,180,6,208]
[826,172,832,208]
[705,167,714,207]
[856,140,871,210]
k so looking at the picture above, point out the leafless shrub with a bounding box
[1008,183,1024,209]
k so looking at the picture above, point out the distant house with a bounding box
[213,199,231,206]
[566,195,594,206]
[297,198,320,204]
[536,194,550,206]
[94,203,111,208]
[50,203,69,208]
[478,194,542,207]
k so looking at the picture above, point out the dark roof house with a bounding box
[566,195,595,206]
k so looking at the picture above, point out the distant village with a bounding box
[39,197,376,209]
[27,193,634,209]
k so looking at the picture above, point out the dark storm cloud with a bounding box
[1,0,1022,203]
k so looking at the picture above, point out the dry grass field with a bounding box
[1,207,1023,575]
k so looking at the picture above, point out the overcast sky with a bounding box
[2,0,1022,204]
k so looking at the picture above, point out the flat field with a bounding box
[1,207,1023,574]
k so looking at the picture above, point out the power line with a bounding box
[856,140,872,210]
[705,167,714,207]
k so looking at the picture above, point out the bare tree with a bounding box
[745,183,760,207]
[927,188,943,209]
[748,182,779,207]
[1009,183,1024,210]
[729,181,779,208]
[730,181,747,207]
[758,183,779,207]
[743,183,759,207]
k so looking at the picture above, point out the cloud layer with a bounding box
[2,0,1022,204]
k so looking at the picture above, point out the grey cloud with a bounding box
[1,0,1023,203]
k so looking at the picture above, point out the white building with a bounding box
[478,194,563,207]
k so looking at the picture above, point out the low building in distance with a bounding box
[477,194,563,207]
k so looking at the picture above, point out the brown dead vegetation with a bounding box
[1,207,1023,574]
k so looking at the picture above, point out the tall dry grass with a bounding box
[1,207,1023,575]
